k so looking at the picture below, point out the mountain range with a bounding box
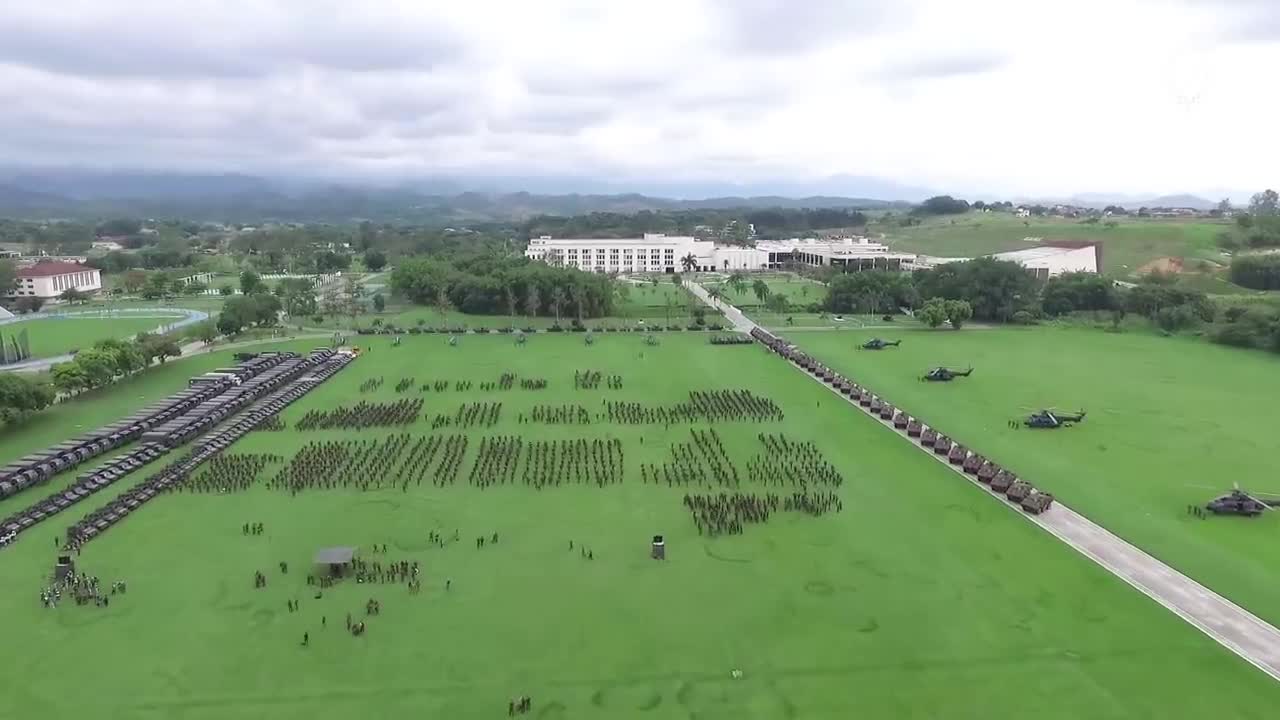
[0,167,1222,223]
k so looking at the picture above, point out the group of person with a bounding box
[684,490,842,536]
[746,434,844,488]
[641,428,740,488]
[295,398,423,430]
[604,389,783,426]
[429,401,502,430]
[39,570,125,609]
[358,377,384,393]
[574,370,623,390]
[174,454,281,494]
[520,404,593,425]
[269,436,416,493]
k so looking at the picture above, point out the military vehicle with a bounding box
[919,428,937,446]
[977,461,997,483]
[869,397,884,414]
[892,412,910,430]
[1024,409,1086,429]
[1203,483,1280,517]
[921,367,973,382]
[932,435,952,454]
[947,445,967,465]
[991,470,1016,493]
[906,418,923,437]
[861,338,900,350]
[962,454,983,474]
[859,393,874,408]
[1006,480,1034,503]
[878,403,895,421]
[1021,491,1055,514]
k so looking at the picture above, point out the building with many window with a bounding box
[10,261,103,299]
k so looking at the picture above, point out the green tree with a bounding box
[218,284,234,296]
[549,285,565,327]
[681,253,698,273]
[943,299,973,329]
[60,287,89,305]
[182,280,207,296]
[372,293,386,313]
[1249,189,1279,216]
[195,320,218,344]
[918,298,949,328]
[240,270,264,295]
[73,348,118,388]
[0,373,54,426]
[764,292,790,315]
[505,285,518,328]
[0,260,18,296]
[142,273,169,300]
[15,296,44,314]
[727,272,747,298]
[706,285,724,307]
[51,362,89,396]
[363,249,387,272]
[526,283,542,323]
[752,279,770,305]
[120,269,149,294]
[435,286,452,328]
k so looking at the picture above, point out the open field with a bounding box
[0,315,183,359]
[791,326,1280,629]
[877,213,1231,279]
[1,333,1277,719]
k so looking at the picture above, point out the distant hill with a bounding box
[1017,193,1219,211]
[0,169,913,223]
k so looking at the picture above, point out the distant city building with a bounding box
[10,261,102,299]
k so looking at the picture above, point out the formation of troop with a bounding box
[746,434,844,488]
[520,404,592,425]
[684,490,842,536]
[270,436,419,493]
[605,389,783,426]
[429,402,502,430]
[175,454,282,494]
[295,398,422,430]
[574,370,623,390]
[641,428,740,488]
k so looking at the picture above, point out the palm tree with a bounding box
[706,286,724,307]
[435,286,452,329]
[505,285,518,329]
[752,279,770,305]
[550,286,566,327]
[525,284,541,325]
[568,282,585,326]
[727,272,747,298]
[663,294,678,326]
[681,253,698,274]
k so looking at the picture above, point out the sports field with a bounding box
[792,326,1280,628]
[1,333,1277,719]
[716,278,827,308]
[0,315,183,359]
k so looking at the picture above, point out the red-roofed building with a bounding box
[11,261,102,299]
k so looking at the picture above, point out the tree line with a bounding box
[50,335,183,397]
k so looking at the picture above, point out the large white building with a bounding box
[525,234,915,274]
[11,261,103,299]
[911,241,1101,279]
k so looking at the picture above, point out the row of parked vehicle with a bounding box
[64,349,354,548]
[0,353,296,502]
[749,328,1055,515]
[0,350,347,547]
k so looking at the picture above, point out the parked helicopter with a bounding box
[861,338,900,350]
[921,367,973,382]
[1198,483,1280,517]
[1021,409,1086,429]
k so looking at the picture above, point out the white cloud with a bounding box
[0,0,1276,197]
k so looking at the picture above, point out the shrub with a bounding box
[1011,310,1037,325]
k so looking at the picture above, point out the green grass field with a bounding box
[791,326,1280,629]
[715,278,827,308]
[1,333,1277,719]
[877,213,1230,279]
[0,315,185,359]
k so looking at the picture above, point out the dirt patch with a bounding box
[1138,256,1185,275]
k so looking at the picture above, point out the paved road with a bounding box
[687,281,1280,682]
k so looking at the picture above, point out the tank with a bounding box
[878,403,894,420]
[991,470,1016,494]
[1021,492,1055,514]
[849,386,863,401]
[893,412,909,429]
[906,419,922,437]
[869,397,883,413]
[920,428,937,446]
[1006,480,1034,503]
[859,393,873,408]
[947,445,967,465]
[962,454,983,474]
[838,381,853,395]
[933,435,951,454]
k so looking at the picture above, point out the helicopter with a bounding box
[921,367,973,382]
[1022,409,1086,429]
[1198,483,1280,517]
[861,338,900,350]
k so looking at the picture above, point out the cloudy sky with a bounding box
[0,0,1276,198]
